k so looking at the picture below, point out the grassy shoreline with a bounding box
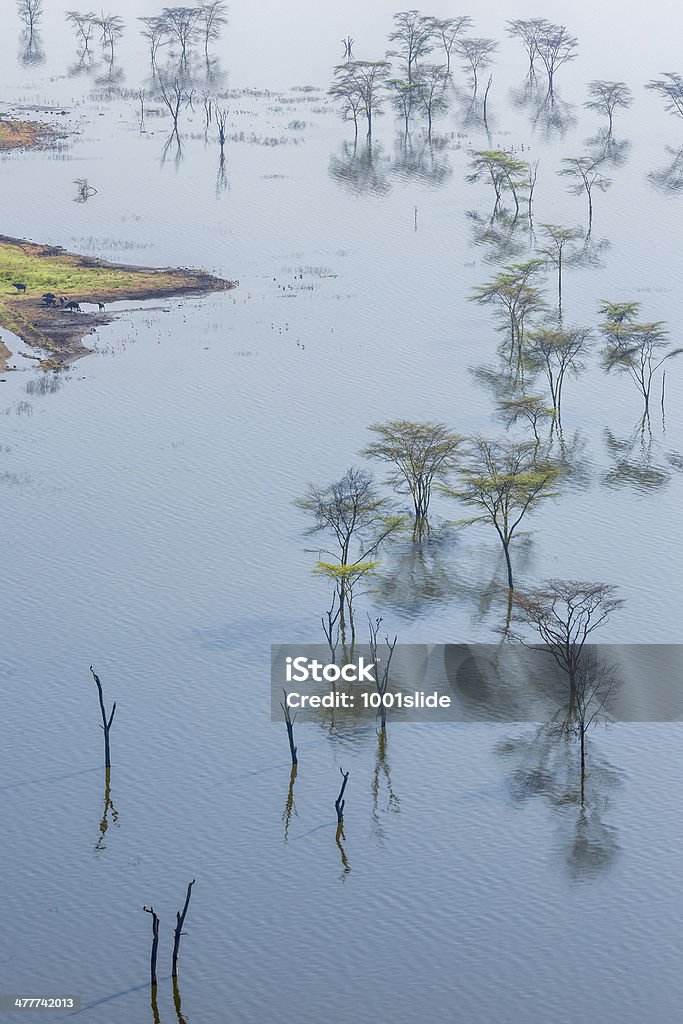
[0,234,236,370]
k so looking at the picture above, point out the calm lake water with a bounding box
[1,2,683,1021]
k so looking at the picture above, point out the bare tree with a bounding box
[387,10,434,83]
[367,616,397,731]
[585,81,632,137]
[645,72,683,119]
[158,76,187,135]
[341,35,354,60]
[142,905,160,988]
[280,690,298,765]
[172,879,196,979]
[536,22,578,97]
[17,0,42,36]
[456,37,498,95]
[335,767,350,824]
[216,104,227,150]
[90,665,116,769]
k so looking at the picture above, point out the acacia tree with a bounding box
[199,0,227,57]
[559,157,611,234]
[97,13,124,62]
[537,223,584,311]
[139,15,168,68]
[496,394,553,449]
[442,438,560,590]
[645,73,683,119]
[510,581,623,799]
[387,10,434,84]
[387,78,420,136]
[506,17,548,79]
[162,5,201,67]
[362,420,463,537]
[297,468,403,650]
[536,22,578,97]
[66,10,97,52]
[599,301,682,417]
[428,16,472,76]
[584,81,632,137]
[331,60,390,139]
[470,259,546,365]
[413,64,449,138]
[525,325,593,416]
[456,37,498,95]
[467,150,530,217]
[17,0,42,36]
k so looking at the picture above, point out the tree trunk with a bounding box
[503,540,514,590]
[172,880,196,979]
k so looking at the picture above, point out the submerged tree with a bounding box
[362,420,463,537]
[428,16,472,76]
[599,301,682,418]
[470,259,546,365]
[467,150,530,218]
[645,73,683,119]
[330,60,390,140]
[559,157,611,233]
[506,17,548,79]
[17,0,42,36]
[139,15,168,69]
[297,468,402,651]
[387,77,420,136]
[66,10,97,52]
[536,22,578,97]
[510,580,623,800]
[443,438,560,590]
[198,0,227,57]
[97,12,124,61]
[525,325,593,417]
[413,63,449,138]
[456,37,498,95]
[387,10,434,83]
[584,81,632,137]
[162,5,201,67]
[537,223,584,312]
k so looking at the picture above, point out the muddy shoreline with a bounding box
[0,234,236,370]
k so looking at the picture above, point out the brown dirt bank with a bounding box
[0,234,237,370]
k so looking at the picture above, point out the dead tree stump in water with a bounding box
[280,689,298,765]
[142,905,160,987]
[172,879,196,979]
[335,767,349,824]
[90,666,116,768]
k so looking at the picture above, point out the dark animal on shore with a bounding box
[43,292,56,301]
[42,295,56,307]
[98,302,105,311]
[64,301,81,312]
[12,283,27,293]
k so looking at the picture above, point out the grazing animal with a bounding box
[42,292,56,300]
[42,296,56,307]
[98,302,105,311]
[12,282,27,293]
[64,300,81,312]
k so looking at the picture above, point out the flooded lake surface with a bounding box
[1,2,683,1021]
